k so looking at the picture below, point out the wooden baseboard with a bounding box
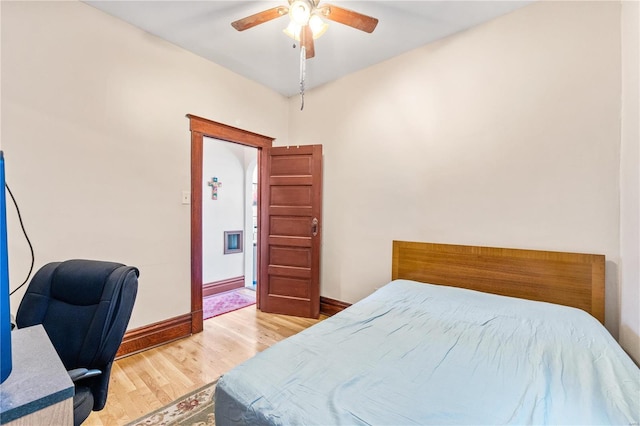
[203,276,245,298]
[320,296,351,317]
[116,295,349,358]
[116,313,192,358]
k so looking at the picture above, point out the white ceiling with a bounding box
[84,1,532,97]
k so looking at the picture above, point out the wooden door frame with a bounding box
[187,114,274,333]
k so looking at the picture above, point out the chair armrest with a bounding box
[68,368,102,382]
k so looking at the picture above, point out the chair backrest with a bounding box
[16,259,138,408]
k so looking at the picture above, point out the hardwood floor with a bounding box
[85,306,324,425]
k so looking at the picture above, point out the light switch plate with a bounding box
[181,191,191,205]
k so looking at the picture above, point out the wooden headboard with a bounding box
[392,241,605,323]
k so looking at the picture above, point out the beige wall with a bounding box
[1,1,289,328]
[288,1,636,359]
[2,1,637,363]
[620,0,640,363]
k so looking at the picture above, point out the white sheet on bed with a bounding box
[215,279,640,425]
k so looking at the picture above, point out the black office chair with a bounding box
[16,259,138,426]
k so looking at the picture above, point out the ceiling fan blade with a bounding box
[231,6,288,31]
[320,5,378,33]
[301,25,315,59]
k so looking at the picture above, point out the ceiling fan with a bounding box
[231,0,379,60]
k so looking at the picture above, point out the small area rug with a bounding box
[203,287,256,320]
[127,381,217,426]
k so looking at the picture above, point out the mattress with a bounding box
[214,279,640,425]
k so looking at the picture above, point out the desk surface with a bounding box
[0,325,74,424]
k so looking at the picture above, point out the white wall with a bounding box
[1,1,289,329]
[202,139,245,284]
[620,0,640,364]
[288,1,630,350]
[202,139,256,285]
[243,157,258,288]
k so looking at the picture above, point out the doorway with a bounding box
[201,138,257,320]
[187,114,273,334]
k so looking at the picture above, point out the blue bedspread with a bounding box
[215,280,640,425]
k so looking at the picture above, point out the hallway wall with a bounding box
[202,139,257,285]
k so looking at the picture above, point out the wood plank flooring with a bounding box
[85,306,324,425]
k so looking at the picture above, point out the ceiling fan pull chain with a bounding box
[299,45,306,110]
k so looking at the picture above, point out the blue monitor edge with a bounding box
[0,150,13,383]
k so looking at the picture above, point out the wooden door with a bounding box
[259,145,322,318]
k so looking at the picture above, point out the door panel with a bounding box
[270,186,313,205]
[269,277,310,298]
[260,145,322,318]
[270,217,310,236]
[270,247,311,268]
[267,265,311,278]
[271,156,312,174]
[268,236,310,247]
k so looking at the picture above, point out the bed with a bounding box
[214,241,640,425]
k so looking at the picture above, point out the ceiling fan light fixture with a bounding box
[309,15,328,39]
[283,21,301,41]
[289,0,312,26]
[284,15,328,41]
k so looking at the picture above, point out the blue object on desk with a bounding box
[0,150,12,384]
